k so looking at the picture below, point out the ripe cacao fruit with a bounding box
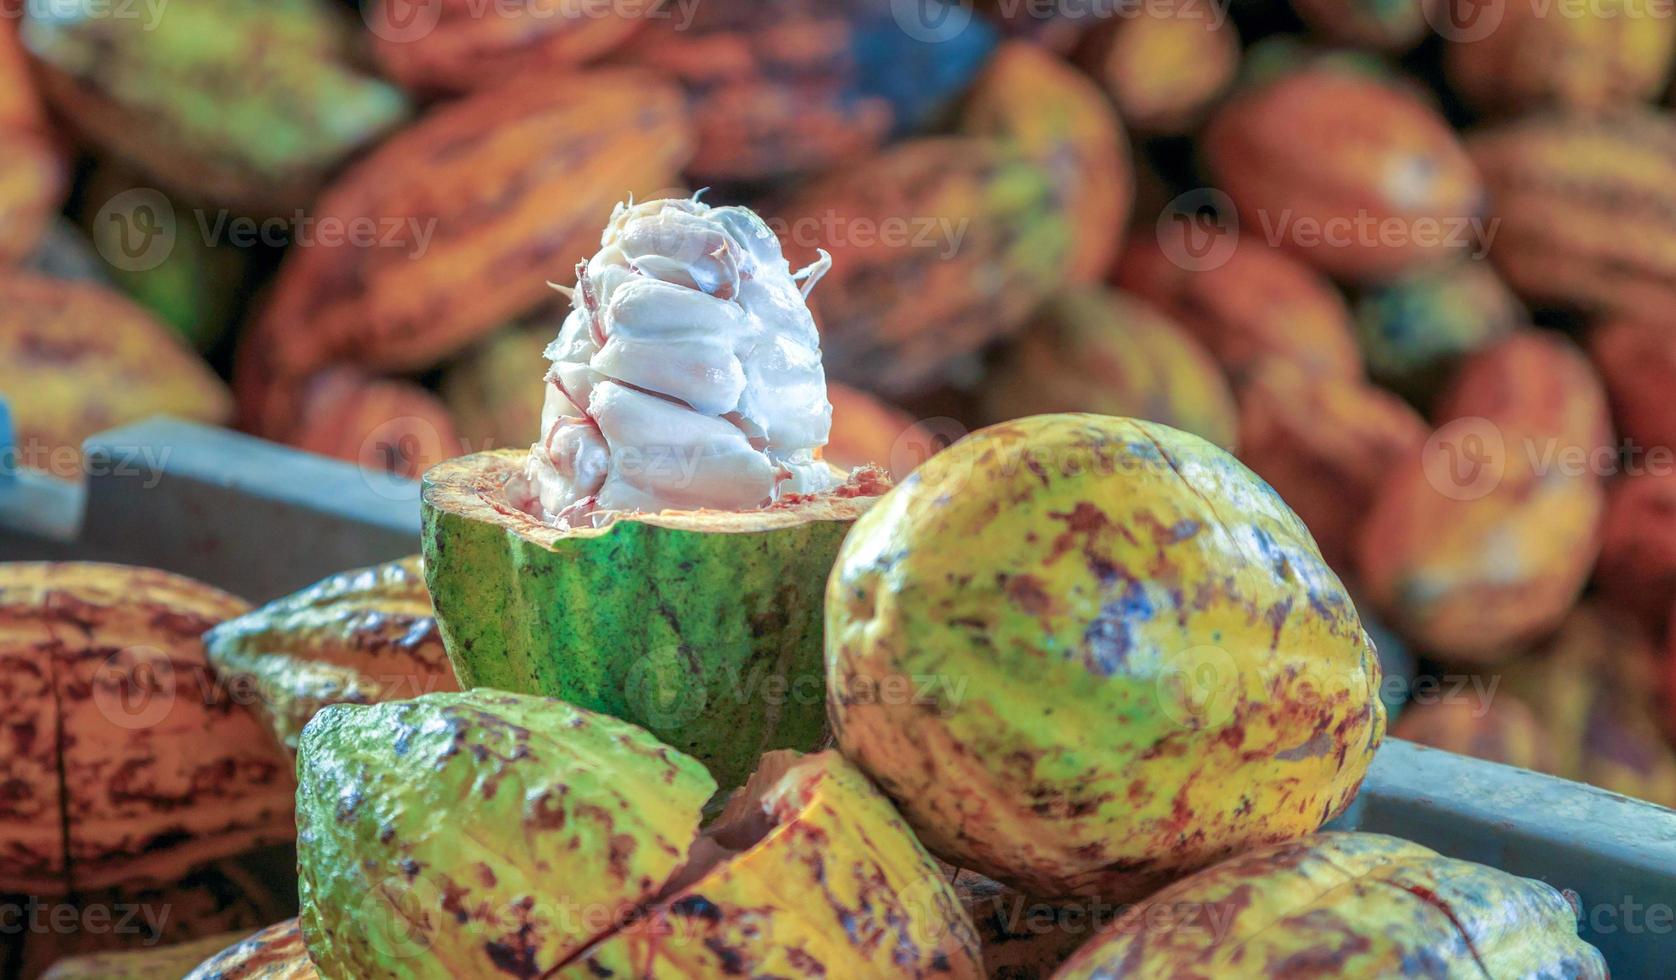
[779,138,1072,395]
[47,917,318,980]
[1469,110,1676,318]
[1054,832,1604,977]
[1203,68,1485,281]
[0,18,62,265]
[205,556,457,758]
[1080,0,1241,135]
[1114,236,1360,380]
[0,563,294,896]
[1389,692,1555,773]
[0,272,231,482]
[983,288,1238,451]
[41,931,254,980]
[1236,360,1428,572]
[1597,470,1676,628]
[829,414,1384,900]
[1288,0,1439,51]
[1590,317,1676,461]
[282,367,462,481]
[1353,259,1523,402]
[439,323,554,455]
[1358,332,1610,662]
[21,0,408,214]
[959,42,1132,284]
[826,382,929,474]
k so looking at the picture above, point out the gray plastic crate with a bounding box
[4,416,1673,975]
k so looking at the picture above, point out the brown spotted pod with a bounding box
[953,871,1092,979]
[0,271,230,481]
[369,0,649,95]
[205,556,457,758]
[1470,111,1676,318]
[1288,0,1440,52]
[778,138,1073,396]
[296,692,982,978]
[983,287,1239,451]
[1053,832,1605,978]
[1596,470,1676,629]
[1590,317,1676,461]
[1202,68,1485,282]
[281,367,463,481]
[0,563,295,897]
[1079,0,1241,135]
[960,42,1133,283]
[1446,0,1676,115]
[1389,692,1555,773]
[1357,332,1611,663]
[826,382,931,475]
[1113,236,1360,380]
[1236,360,1428,572]
[238,68,692,430]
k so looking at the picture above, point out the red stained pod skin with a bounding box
[1202,69,1485,282]
[1596,469,1676,630]
[1590,317,1676,462]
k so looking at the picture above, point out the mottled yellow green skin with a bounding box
[1054,832,1606,978]
[828,415,1384,900]
[566,750,982,978]
[296,691,715,979]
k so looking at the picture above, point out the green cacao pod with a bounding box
[1353,259,1524,402]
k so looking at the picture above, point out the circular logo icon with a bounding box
[891,0,974,42]
[1422,416,1506,502]
[358,415,449,502]
[1155,188,1240,272]
[93,188,177,273]
[895,873,959,952]
[623,645,708,730]
[1155,645,1240,729]
[364,0,445,43]
[92,647,177,732]
[1424,0,1506,43]
[362,873,441,960]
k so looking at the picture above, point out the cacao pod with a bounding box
[1054,832,1604,977]
[439,323,552,455]
[205,556,457,758]
[1446,0,1676,115]
[1596,469,1676,629]
[369,0,650,95]
[978,0,1098,52]
[0,17,62,265]
[282,367,462,481]
[826,382,929,475]
[238,69,692,433]
[1389,691,1555,773]
[959,42,1132,284]
[983,287,1238,451]
[0,15,49,133]
[1113,236,1360,380]
[21,0,408,214]
[779,138,1072,396]
[44,916,316,980]
[1590,316,1676,461]
[1469,110,1676,318]
[1353,258,1523,402]
[1203,68,1485,282]
[40,932,253,980]
[0,272,231,481]
[1288,0,1439,51]
[1080,0,1240,135]
[0,563,294,896]
[1236,360,1428,572]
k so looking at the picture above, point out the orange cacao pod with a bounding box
[1590,317,1676,460]
[1596,469,1676,628]
[285,368,462,481]
[1080,1,1240,135]
[1288,0,1440,51]
[1389,694,1555,773]
[825,382,929,475]
[0,19,63,265]
[1203,68,1485,282]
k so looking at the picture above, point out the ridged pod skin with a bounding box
[1469,111,1676,318]
[779,138,1072,396]
[1446,0,1676,114]
[1287,0,1439,51]
[204,556,457,758]
[283,368,463,481]
[1590,317,1676,461]
[983,289,1239,451]
[369,0,649,94]
[21,0,407,213]
[1052,832,1605,978]
[1388,694,1556,774]
[422,451,888,788]
[0,272,231,481]
[959,42,1132,284]
[1202,69,1484,281]
[616,0,995,184]
[0,563,294,896]
[828,415,1385,900]
[1353,259,1523,402]
[1358,333,1610,663]
[1499,604,1676,808]
[1113,238,1360,381]
[238,69,693,432]
[826,382,929,475]
[441,324,553,453]
[1079,2,1241,136]
[1597,470,1676,628]
[562,750,983,978]
[184,920,317,980]
[40,930,255,980]
[1236,361,1428,572]
[952,872,1090,979]
[0,18,63,265]
[297,690,716,978]
[41,918,315,980]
